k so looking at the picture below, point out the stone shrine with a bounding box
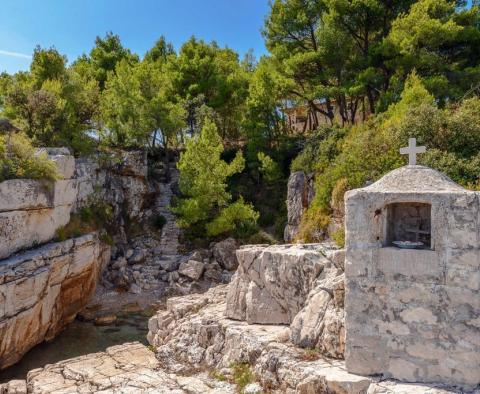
[344,156,480,386]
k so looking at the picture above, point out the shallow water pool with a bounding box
[0,311,150,382]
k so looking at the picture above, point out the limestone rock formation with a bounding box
[0,150,77,260]
[6,342,235,394]
[74,151,149,221]
[147,285,367,393]
[0,233,110,369]
[212,237,238,271]
[178,259,205,281]
[225,243,346,359]
[145,284,460,393]
[226,244,330,323]
[284,171,315,242]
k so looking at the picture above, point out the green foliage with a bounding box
[0,133,59,182]
[173,118,257,239]
[290,126,347,174]
[206,198,259,238]
[30,46,67,88]
[385,0,480,103]
[88,32,139,90]
[331,229,345,248]
[208,369,228,382]
[144,36,175,64]
[56,199,114,241]
[257,152,282,183]
[2,47,99,155]
[169,37,250,139]
[295,73,480,242]
[230,363,255,392]
[264,0,480,120]
[100,58,185,149]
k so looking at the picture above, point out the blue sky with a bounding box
[0,0,270,74]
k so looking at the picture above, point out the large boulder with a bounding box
[178,260,205,281]
[225,244,330,324]
[290,271,345,358]
[284,171,315,242]
[212,238,238,271]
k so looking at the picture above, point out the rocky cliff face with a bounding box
[284,171,315,242]
[74,150,149,223]
[0,149,76,260]
[0,233,110,369]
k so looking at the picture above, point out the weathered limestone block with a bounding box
[178,259,205,281]
[35,147,75,180]
[0,379,27,394]
[225,244,332,324]
[73,151,148,220]
[0,205,72,260]
[284,171,315,242]
[290,267,345,358]
[0,149,77,260]
[0,233,110,370]
[0,180,50,212]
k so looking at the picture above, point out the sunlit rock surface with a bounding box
[0,233,110,369]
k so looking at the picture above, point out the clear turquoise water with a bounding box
[0,312,149,383]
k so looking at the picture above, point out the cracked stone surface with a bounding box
[225,243,346,358]
[146,284,467,394]
[8,342,235,394]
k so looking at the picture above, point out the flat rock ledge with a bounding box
[0,342,236,394]
[147,285,463,394]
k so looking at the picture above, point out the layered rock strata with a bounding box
[0,150,76,260]
[0,233,110,369]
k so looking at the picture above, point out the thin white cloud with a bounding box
[0,50,31,59]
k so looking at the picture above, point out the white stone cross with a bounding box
[400,138,426,166]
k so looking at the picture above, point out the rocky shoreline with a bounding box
[1,282,469,394]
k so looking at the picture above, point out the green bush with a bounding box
[331,229,345,248]
[0,133,59,182]
[257,152,282,183]
[173,118,260,240]
[56,200,114,241]
[230,362,255,392]
[206,198,259,239]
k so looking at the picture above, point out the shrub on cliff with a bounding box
[173,118,259,239]
[0,132,59,182]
